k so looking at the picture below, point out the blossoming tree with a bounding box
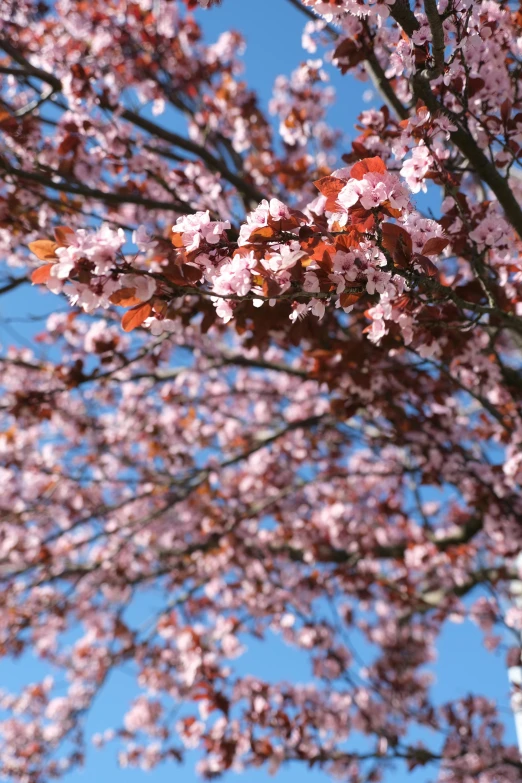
[1,0,522,780]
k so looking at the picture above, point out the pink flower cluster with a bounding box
[172,211,231,253]
[48,225,125,290]
[238,199,291,245]
[32,161,450,335]
[335,169,409,217]
[400,146,433,194]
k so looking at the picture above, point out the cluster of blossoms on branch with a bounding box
[29,140,522,365]
[30,155,452,351]
[2,0,522,781]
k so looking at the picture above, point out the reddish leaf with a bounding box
[339,291,362,308]
[31,264,54,284]
[262,278,283,298]
[309,240,335,261]
[381,203,403,219]
[58,134,80,155]
[109,287,142,307]
[250,226,275,240]
[467,76,485,97]
[333,38,359,60]
[350,210,375,233]
[164,263,201,287]
[329,220,347,233]
[381,223,413,256]
[121,302,152,332]
[421,237,449,255]
[414,254,439,278]
[28,239,59,261]
[54,226,75,245]
[455,280,484,303]
[350,156,386,180]
[332,37,366,73]
[394,294,413,312]
[181,264,203,284]
[200,306,217,334]
[165,267,188,286]
[152,300,168,318]
[0,111,18,133]
[500,99,512,124]
[351,141,372,159]
[335,232,361,251]
[313,176,345,212]
[316,250,333,275]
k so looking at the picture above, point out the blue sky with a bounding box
[0,1,517,781]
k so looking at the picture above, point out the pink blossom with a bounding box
[172,211,231,252]
[120,273,157,301]
[337,172,409,214]
[124,698,163,735]
[303,270,320,293]
[237,199,291,245]
[132,226,158,253]
[400,146,433,193]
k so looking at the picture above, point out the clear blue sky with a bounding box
[0,2,516,782]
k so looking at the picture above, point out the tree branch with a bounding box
[0,38,267,208]
[285,0,411,120]
[424,0,446,76]
[383,3,522,237]
[0,161,195,213]
[0,275,28,295]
